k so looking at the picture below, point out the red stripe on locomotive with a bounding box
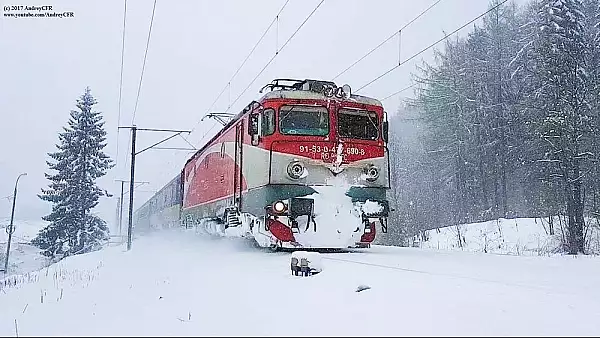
[183,152,247,208]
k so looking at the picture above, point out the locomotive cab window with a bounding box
[261,108,275,136]
[279,105,329,136]
[337,108,379,140]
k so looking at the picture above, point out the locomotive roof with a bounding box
[260,89,383,107]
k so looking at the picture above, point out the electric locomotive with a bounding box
[133,79,391,250]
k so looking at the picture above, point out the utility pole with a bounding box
[128,126,137,251]
[119,180,125,236]
[3,172,27,274]
[115,179,149,238]
[117,126,191,251]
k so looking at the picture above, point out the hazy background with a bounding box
[0,0,527,232]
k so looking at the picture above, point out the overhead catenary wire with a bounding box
[131,0,158,125]
[189,0,291,136]
[115,0,128,176]
[179,134,197,150]
[228,0,326,111]
[193,121,220,150]
[331,0,444,82]
[193,0,325,150]
[122,0,158,176]
[355,0,509,94]
[381,83,417,102]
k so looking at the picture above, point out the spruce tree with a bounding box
[32,87,114,259]
[532,0,590,254]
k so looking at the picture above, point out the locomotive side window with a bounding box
[261,108,275,136]
[337,108,379,140]
[279,105,329,136]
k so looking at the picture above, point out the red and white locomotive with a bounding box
[133,79,390,250]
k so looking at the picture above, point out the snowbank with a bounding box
[0,219,47,243]
[1,228,600,336]
[0,219,50,276]
[414,217,600,256]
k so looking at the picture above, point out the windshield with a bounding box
[338,108,379,140]
[279,105,329,136]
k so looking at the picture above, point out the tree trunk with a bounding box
[493,161,500,219]
[573,167,585,254]
[566,159,585,254]
[500,148,509,217]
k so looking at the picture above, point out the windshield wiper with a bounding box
[365,112,378,132]
[279,105,297,124]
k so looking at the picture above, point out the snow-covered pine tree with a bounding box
[580,0,600,232]
[531,0,590,254]
[413,38,476,226]
[31,87,114,259]
[385,0,600,253]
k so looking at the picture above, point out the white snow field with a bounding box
[0,219,50,275]
[1,228,600,336]
[414,217,600,256]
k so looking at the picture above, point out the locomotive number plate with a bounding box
[299,144,330,153]
[298,144,366,161]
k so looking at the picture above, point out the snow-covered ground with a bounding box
[1,227,600,336]
[0,219,47,243]
[414,217,600,256]
[0,219,49,275]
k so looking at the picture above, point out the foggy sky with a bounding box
[0,0,528,232]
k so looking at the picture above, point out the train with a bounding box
[132,79,391,250]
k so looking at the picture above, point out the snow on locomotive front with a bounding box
[182,79,390,250]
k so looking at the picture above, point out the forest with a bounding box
[386,0,600,254]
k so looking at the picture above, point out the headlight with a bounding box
[273,200,287,213]
[287,161,305,180]
[364,165,379,182]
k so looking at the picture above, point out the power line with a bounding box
[131,0,158,125]
[122,0,158,176]
[179,134,197,150]
[193,0,325,150]
[381,83,417,101]
[189,0,291,136]
[115,0,128,177]
[193,121,220,149]
[228,0,326,111]
[331,0,444,81]
[355,0,509,94]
